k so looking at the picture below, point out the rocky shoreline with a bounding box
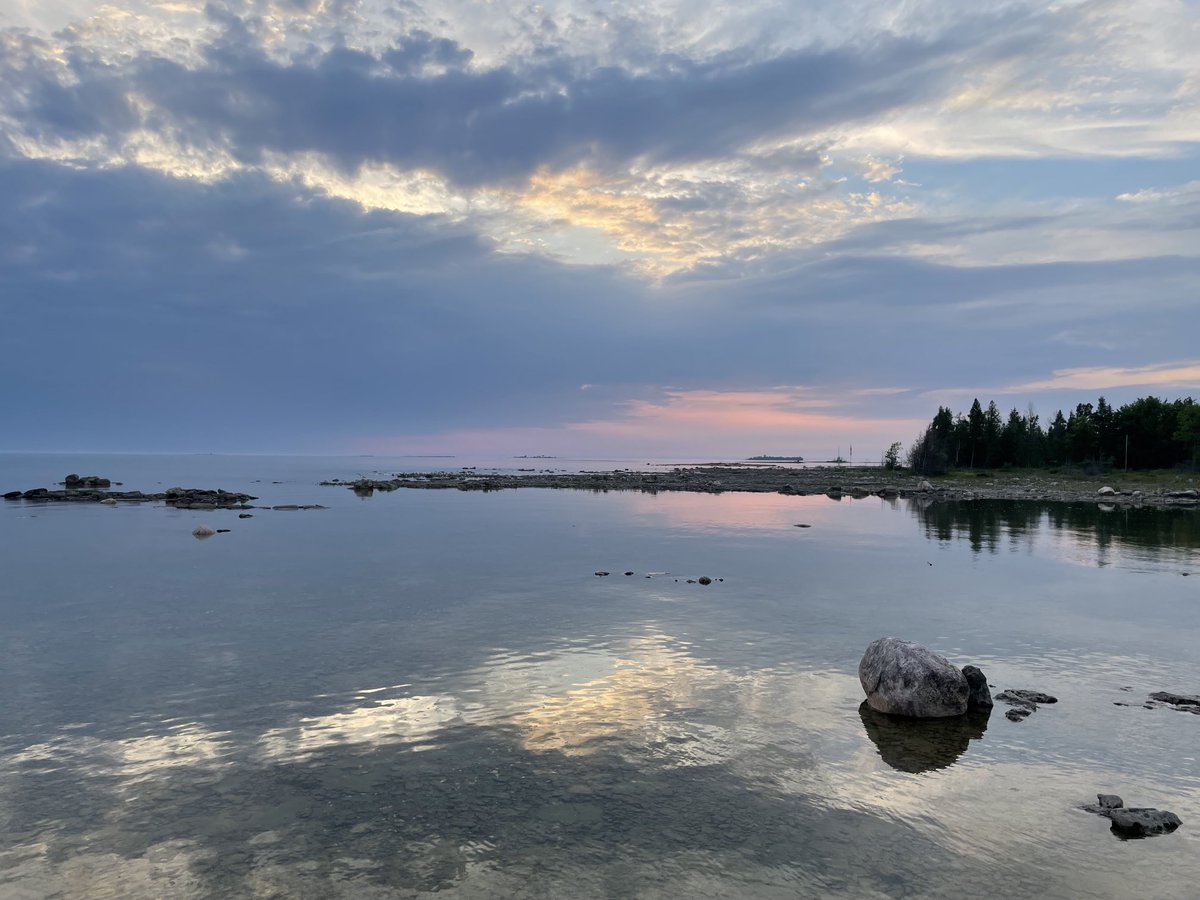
[7,466,1196,510]
[322,465,1200,508]
[5,483,257,509]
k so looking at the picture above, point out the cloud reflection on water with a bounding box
[2,620,1199,898]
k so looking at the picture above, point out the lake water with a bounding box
[1,454,1197,898]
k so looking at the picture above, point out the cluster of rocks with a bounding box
[64,473,111,488]
[858,638,994,718]
[1113,689,1200,714]
[594,571,718,584]
[5,482,257,508]
[995,689,1059,722]
[3,474,267,509]
[1098,486,1199,505]
[859,638,1185,841]
[1083,794,1182,838]
[858,639,1063,725]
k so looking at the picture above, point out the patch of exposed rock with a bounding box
[1082,793,1182,838]
[995,689,1058,721]
[1147,691,1200,714]
[4,477,256,508]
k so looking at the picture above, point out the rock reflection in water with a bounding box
[858,701,991,773]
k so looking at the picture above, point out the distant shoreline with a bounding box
[323,466,1200,508]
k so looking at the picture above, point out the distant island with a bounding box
[514,455,557,459]
[747,455,804,462]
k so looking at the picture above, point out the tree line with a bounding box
[906,395,1200,474]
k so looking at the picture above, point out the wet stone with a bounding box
[996,690,1057,705]
[1108,808,1182,838]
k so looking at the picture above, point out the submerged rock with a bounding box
[858,638,969,718]
[192,525,217,538]
[1149,691,1200,712]
[996,689,1057,705]
[995,688,1057,722]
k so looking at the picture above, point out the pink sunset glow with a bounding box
[354,388,925,460]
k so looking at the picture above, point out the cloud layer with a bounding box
[1,0,1198,455]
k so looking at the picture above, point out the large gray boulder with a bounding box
[859,638,969,718]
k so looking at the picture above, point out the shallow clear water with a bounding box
[1,455,1197,898]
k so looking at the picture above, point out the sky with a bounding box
[1,0,1198,459]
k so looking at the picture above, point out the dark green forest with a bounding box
[907,395,1200,475]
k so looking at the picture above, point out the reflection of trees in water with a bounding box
[912,499,1200,559]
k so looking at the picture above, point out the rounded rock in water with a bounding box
[859,637,969,718]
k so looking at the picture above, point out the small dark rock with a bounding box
[238,513,253,519]
[686,579,697,584]
[1083,794,1124,814]
[1005,708,1032,722]
[793,523,811,528]
[962,666,993,709]
[594,571,609,577]
[215,528,231,534]
[624,571,634,576]
[698,576,712,585]
[3,490,22,500]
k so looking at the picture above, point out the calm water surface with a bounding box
[1,455,1197,898]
